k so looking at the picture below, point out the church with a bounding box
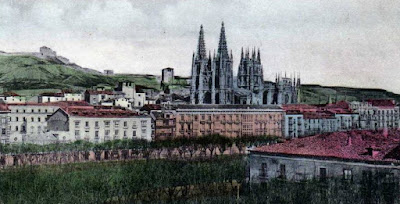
[190,22,300,105]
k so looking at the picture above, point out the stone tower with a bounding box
[237,48,264,104]
[212,22,234,104]
[190,23,234,104]
[190,25,213,104]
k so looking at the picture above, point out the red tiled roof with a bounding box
[1,92,20,97]
[367,99,395,107]
[85,90,115,95]
[40,92,64,97]
[253,130,400,162]
[7,101,89,107]
[325,101,350,109]
[64,107,138,118]
[303,111,336,119]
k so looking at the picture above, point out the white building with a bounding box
[0,92,26,104]
[38,91,83,103]
[47,106,152,143]
[350,100,400,130]
[8,103,60,144]
[284,112,304,139]
[84,90,117,105]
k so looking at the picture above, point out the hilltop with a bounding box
[0,54,160,95]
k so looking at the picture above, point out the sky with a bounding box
[1,0,400,93]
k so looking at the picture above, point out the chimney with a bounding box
[383,128,388,138]
[347,136,352,146]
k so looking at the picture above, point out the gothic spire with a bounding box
[217,22,229,59]
[241,47,244,59]
[257,48,261,62]
[196,25,207,59]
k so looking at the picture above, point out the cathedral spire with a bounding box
[241,47,244,59]
[257,48,261,62]
[196,25,207,59]
[217,22,229,59]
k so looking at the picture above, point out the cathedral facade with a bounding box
[190,23,300,105]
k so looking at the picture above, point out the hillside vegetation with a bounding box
[1,55,399,102]
[301,85,400,104]
[0,55,160,93]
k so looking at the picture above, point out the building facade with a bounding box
[175,105,284,138]
[250,130,400,182]
[46,107,152,143]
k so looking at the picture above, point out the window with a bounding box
[104,121,110,127]
[16,117,18,122]
[75,121,80,128]
[114,121,120,127]
[15,126,18,131]
[260,163,267,178]
[38,117,41,122]
[124,130,127,137]
[95,121,99,128]
[124,121,127,127]
[320,168,327,180]
[105,130,110,136]
[141,120,147,127]
[279,164,286,179]
[95,131,99,139]
[75,130,80,136]
[114,130,119,136]
[133,130,137,137]
[141,129,146,134]
[85,121,89,127]
[31,109,34,113]
[343,169,352,180]
[31,117,34,122]
[38,109,41,113]
[1,128,5,135]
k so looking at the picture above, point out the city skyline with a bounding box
[1,0,400,93]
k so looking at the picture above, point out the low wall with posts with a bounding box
[0,146,245,168]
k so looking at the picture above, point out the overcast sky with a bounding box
[1,0,400,93]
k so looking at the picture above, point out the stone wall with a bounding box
[249,153,400,183]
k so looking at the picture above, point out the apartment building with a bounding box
[175,105,284,138]
[350,100,400,130]
[47,106,152,143]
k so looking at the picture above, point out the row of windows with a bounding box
[14,117,45,122]
[259,163,354,180]
[74,129,147,137]
[73,120,147,128]
[13,109,51,113]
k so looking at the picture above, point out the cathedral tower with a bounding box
[237,48,264,104]
[213,22,234,104]
[190,25,213,104]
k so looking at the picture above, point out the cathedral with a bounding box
[190,22,300,105]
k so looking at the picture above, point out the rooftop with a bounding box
[64,107,138,118]
[253,130,400,163]
[367,99,396,108]
[85,90,115,95]
[176,104,282,110]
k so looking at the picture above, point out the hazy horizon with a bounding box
[1,0,400,93]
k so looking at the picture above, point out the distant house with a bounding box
[0,92,26,104]
[250,130,400,183]
[84,90,117,105]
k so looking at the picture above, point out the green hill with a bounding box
[300,84,400,104]
[0,55,160,94]
[1,55,399,102]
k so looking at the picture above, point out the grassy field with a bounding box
[0,155,399,204]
